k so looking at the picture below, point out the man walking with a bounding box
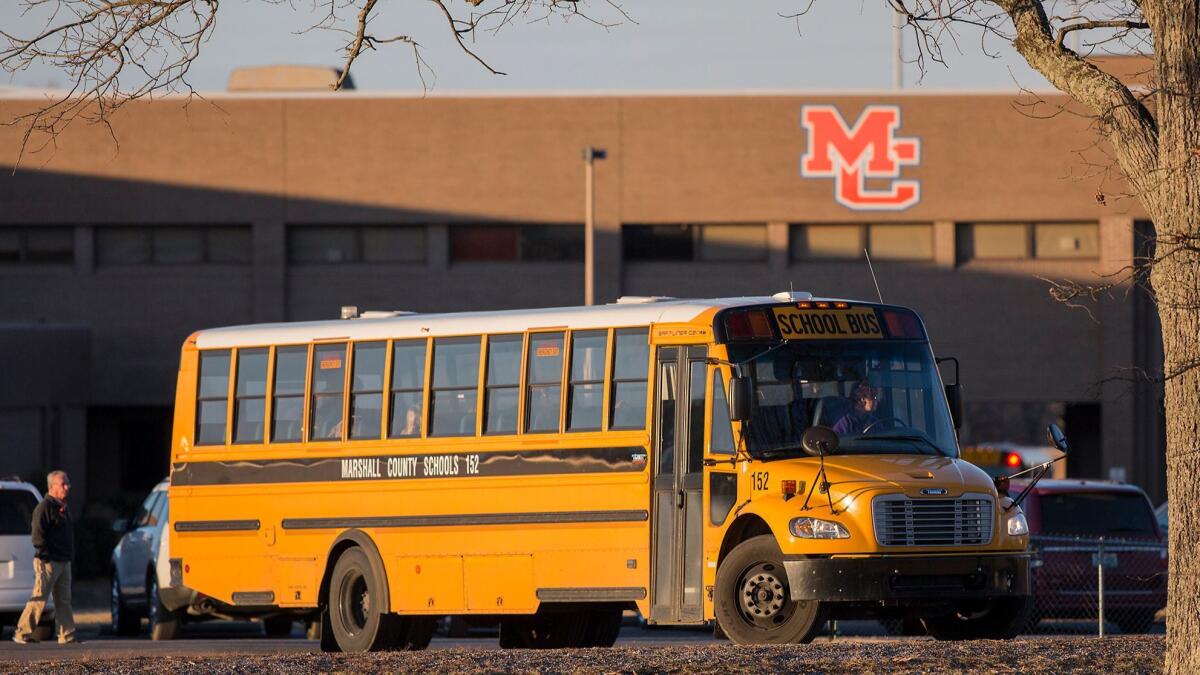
[12,470,76,644]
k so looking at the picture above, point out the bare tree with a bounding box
[805,1,1191,670]
[0,0,626,156]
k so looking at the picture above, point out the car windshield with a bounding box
[1040,492,1158,539]
[729,340,958,459]
[0,489,38,536]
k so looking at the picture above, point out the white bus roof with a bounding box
[192,294,848,349]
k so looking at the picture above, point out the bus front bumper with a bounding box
[783,553,1030,602]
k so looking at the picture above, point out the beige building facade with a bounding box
[0,91,1164,514]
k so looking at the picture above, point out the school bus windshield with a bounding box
[729,340,958,458]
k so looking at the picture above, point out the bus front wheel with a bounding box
[715,535,824,645]
[327,547,398,652]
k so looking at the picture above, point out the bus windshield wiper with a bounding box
[855,433,948,457]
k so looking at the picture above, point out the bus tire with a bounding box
[582,607,622,648]
[327,547,397,652]
[921,596,1032,640]
[715,535,824,645]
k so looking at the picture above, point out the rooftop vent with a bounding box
[341,307,416,319]
[614,296,677,304]
[772,291,814,302]
[228,65,354,92]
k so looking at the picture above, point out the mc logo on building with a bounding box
[800,105,921,211]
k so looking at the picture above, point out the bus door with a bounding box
[650,345,707,623]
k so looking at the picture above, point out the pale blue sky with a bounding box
[2,1,1051,93]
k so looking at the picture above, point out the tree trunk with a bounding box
[1146,3,1200,672]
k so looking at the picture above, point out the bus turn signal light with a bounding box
[781,480,797,500]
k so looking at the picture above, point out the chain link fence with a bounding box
[1027,534,1167,635]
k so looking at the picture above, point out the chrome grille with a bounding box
[872,493,994,547]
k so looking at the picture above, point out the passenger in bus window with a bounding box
[832,383,880,435]
[399,405,421,437]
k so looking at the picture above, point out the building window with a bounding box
[1034,223,1099,259]
[449,225,583,262]
[957,222,1099,261]
[233,348,268,444]
[790,224,862,261]
[567,330,608,432]
[349,342,386,440]
[0,227,74,264]
[484,334,523,435]
[867,224,933,260]
[698,224,768,261]
[609,328,650,430]
[624,224,768,262]
[389,340,427,438]
[310,343,347,441]
[272,346,308,443]
[288,225,427,264]
[95,226,251,266]
[526,332,565,433]
[195,350,231,445]
[429,337,481,437]
[957,223,1030,260]
[789,224,933,262]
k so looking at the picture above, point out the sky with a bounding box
[0,1,1056,94]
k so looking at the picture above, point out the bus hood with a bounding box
[807,454,996,499]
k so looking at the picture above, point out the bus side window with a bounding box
[610,328,650,430]
[196,349,231,445]
[526,332,564,433]
[484,334,522,435]
[389,340,427,438]
[311,343,347,441]
[430,337,481,437]
[233,348,269,444]
[350,342,386,440]
[710,370,735,454]
[272,346,307,442]
[567,330,607,432]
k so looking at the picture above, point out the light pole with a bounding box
[892,8,904,90]
[582,147,607,306]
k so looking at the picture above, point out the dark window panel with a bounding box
[623,224,694,261]
[153,228,205,264]
[362,226,426,263]
[520,225,583,261]
[450,226,518,262]
[97,228,152,266]
[208,227,253,264]
[290,226,359,263]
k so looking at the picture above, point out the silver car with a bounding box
[110,479,181,639]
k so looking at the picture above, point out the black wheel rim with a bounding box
[337,570,369,636]
[735,561,797,629]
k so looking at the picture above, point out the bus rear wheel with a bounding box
[327,547,398,652]
[715,535,823,645]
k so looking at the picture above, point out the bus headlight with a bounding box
[790,517,850,539]
[1006,512,1029,536]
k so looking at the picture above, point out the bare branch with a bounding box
[1055,18,1149,50]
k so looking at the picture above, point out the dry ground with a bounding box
[2,635,1163,674]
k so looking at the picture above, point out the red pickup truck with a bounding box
[1011,479,1167,633]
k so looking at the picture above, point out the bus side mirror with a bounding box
[1047,423,1069,452]
[945,383,963,429]
[729,376,752,422]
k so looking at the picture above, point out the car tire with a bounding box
[922,596,1032,640]
[715,535,824,645]
[111,575,140,636]
[327,547,398,652]
[263,615,294,637]
[147,575,180,641]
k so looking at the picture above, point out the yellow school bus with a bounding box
[167,293,1031,650]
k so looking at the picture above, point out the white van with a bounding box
[0,478,53,640]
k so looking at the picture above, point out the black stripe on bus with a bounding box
[171,446,647,487]
[280,509,648,531]
[174,519,261,533]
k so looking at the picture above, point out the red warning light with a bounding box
[1004,452,1022,469]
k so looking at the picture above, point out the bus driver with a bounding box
[832,383,880,435]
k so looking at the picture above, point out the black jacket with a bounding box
[31,496,73,562]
